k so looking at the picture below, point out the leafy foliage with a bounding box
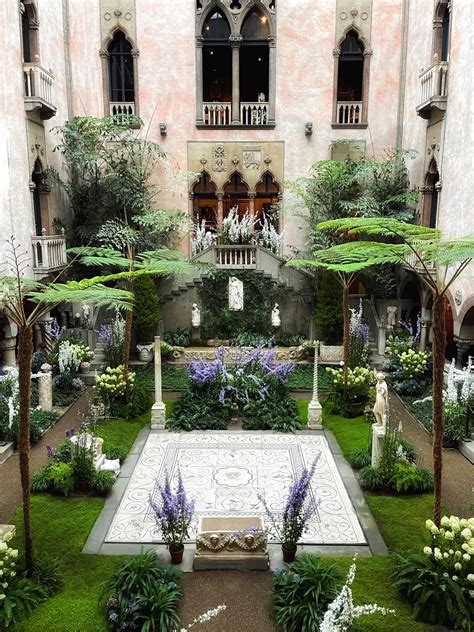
[271,555,342,632]
[132,276,161,342]
[314,272,343,344]
[32,556,64,596]
[163,328,191,347]
[348,446,371,470]
[242,389,301,432]
[91,470,116,496]
[389,463,433,494]
[167,390,230,431]
[0,577,47,630]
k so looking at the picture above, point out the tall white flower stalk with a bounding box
[259,215,284,254]
[0,367,19,429]
[191,218,216,256]
[222,205,256,244]
[320,557,395,631]
[349,298,363,336]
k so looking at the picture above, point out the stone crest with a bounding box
[212,143,227,172]
[243,148,261,169]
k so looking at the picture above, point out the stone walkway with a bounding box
[0,389,90,523]
[389,391,474,517]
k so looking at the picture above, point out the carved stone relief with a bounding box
[100,0,137,45]
[243,148,261,170]
[212,144,227,172]
[335,0,373,44]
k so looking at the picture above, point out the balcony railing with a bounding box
[416,62,448,119]
[109,102,136,124]
[202,102,231,125]
[23,63,56,119]
[201,102,269,126]
[31,234,67,278]
[403,252,436,276]
[215,245,257,269]
[336,101,363,125]
[240,102,269,126]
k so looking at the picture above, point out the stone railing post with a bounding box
[38,363,53,411]
[307,341,322,429]
[151,336,166,429]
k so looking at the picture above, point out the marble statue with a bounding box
[386,305,397,329]
[192,303,201,328]
[228,276,244,311]
[271,303,281,327]
[373,372,388,427]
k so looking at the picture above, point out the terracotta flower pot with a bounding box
[282,543,297,563]
[169,544,184,565]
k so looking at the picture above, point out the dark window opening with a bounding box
[337,30,364,102]
[193,172,217,229]
[240,45,269,102]
[429,173,439,229]
[202,10,230,40]
[441,7,450,61]
[230,1,242,10]
[203,46,232,102]
[223,172,249,216]
[241,8,270,40]
[32,160,43,236]
[22,10,31,62]
[255,172,279,228]
[108,31,134,103]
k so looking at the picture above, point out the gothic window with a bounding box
[240,8,269,104]
[202,9,232,114]
[255,172,279,228]
[433,1,451,62]
[108,31,134,104]
[192,172,218,229]
[335,30,368,126]
[440,4,450,61]
[20,1,39,63]
[223,172,249,216]
[32,159,44,236]
[422,161,440,228]
[22,9,31,62]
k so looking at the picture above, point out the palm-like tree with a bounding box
[295,218,474,524]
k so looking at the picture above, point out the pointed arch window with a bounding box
[334,30,369,127]
[105,30,137,121]
[422,161,440,229]
[255,172,280,229]
[223,172,249,216]
[202,9,232,122]
[192,172,218,229]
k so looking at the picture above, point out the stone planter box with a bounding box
[0,441,14,465]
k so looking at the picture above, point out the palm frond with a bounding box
[27,283,134,310]
[317,217,438,240]
[68,246,130,268]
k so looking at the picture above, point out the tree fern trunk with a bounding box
[123,279,134,402]
[343,283,349,388]
[18,325,33,573]
[432,293,446,525]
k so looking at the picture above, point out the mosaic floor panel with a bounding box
[106,432,366,545]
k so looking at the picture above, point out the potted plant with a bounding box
[149,469,195,564]
[259,455,320,562]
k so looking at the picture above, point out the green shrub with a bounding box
[28,409,60,443]
[163,328,191,347]
[49,462,75,496]
[271,554,342,632]
[394,553,471,628]
[242,390,301,432]
[132,276,160,343]
[314,272,343,344]
[277,332,306,347]
[390,463,434,494]
[359,465,387,490]
[235,331,274,347]
[32,556,63,596]
[101,550,182,631]
[105,445,127,463]
[0,578,47,630]
[70,440,95,487]
[348,446,371,469]
[30,466,52,493]
[31,350,49,373]
[167,391,229,431]
[92,470,116,495]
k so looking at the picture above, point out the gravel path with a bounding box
[389,390,474,517]
[0,389,91,523]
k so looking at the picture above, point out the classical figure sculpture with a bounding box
[373,372,388,427]
[271,303,281,327]
[192,303,201,328]
[386,305,397,329]
[228,276,244,311]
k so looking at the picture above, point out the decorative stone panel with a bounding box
[100,0,137,45]
[335,0,373,45]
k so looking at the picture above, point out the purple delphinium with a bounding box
[258,453,321,546]
[97,323,112,347]
[356,323,370,345]
[149,469,195,549]
[46,445,54,459]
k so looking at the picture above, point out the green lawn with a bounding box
[9,401,443,631]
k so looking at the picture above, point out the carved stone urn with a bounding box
[137,343,154,362]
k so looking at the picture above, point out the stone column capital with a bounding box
[196,35,204,47]
[267,35,276,47]
[229,35,243,47]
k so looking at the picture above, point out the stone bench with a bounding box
[194,516,268,571]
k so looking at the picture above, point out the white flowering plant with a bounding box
[326,366,375,403]
[0,530,18,603]
[191,218,217,256]
[94,365,134,408]
[394,514,474,628]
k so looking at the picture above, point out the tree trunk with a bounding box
[18,325,34,573]
[343,283,350,388]
[431,293,446,526]
[123,279,134,402]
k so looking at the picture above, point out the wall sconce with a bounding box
[305,122,313,136]
[159,122,167,136]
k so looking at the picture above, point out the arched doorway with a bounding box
[422,160,440,228]
[255,171,279,229]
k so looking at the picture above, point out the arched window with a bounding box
[202,10,232,124]
[240,7,269,120]
[334,30,369,126]
[440,4,450,61]
[255,172,279,228]
[192,172,218,229]
[422,161,440,228]
[21,1,39,63]
[32,159,44,235]
[433,1,451,62]
[223,172,249,216]
[108,31,135,105]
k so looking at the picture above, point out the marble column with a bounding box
[0,337,17,367]
[195,36,204,124]
[216,192,224,231]
[377,323,386,356]
[248,192,256,230]
[371,424,386,467]
[267,36,276,124]
[307,341,322,429]
[229,35,242,124]
[151,336,166,429]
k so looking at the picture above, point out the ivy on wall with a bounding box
[197,270,277,339]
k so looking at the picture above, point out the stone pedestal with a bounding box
[192,326,201,343]
[308,401,323,429]
[194,516,268,570]
[371,424,386,467]
[0,337,16,367]
[38,370,53,411]
[377,324,386,355]
[151,401,166,429]
[151,336,166,430]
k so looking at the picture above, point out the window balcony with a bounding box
[201,101,271,127]
[416,62,448,119]
[335,101,363,126]
[109,102,136,124]
[23,63,56,120]
[31,233,67,279]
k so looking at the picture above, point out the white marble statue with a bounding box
[373,372,389,427]
[228,276,244,311]
[386,305,397,329]
[271,303,281,327]
[192,303,201,328]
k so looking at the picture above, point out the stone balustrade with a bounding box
[336,101,363,125]
[23,63,56,119]
[215,245,257,269]
[202,102,231,125]
[109,102,136,123]
[31,234,67,278]
[240,102,269,125]
[417,62,448,118]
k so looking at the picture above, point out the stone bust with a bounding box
[192,303,201,328]
[271,303,281,327]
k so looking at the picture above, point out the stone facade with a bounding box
[0,0,473,358]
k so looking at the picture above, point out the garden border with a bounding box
[83,426,388,568]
